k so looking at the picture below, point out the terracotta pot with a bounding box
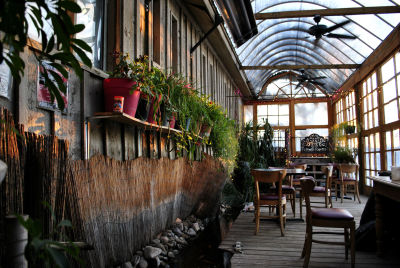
[103,78,140,117]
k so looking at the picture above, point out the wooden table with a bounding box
[369,176,400,256]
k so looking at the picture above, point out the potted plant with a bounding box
[344,123,356,134]
[332,146,356,163]
[104,53,153,118]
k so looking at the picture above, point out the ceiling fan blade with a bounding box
[325,20,351,33]
[295,82,303,89]
[326,33,356,39]
[312,81,325,86]
[310,76,327,80]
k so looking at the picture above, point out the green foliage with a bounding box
[254,119,275,168]
[17,203,83,268]
[333,146,355,163]
[231,161,253,202]
[0,0,93,110]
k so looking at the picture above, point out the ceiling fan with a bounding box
[294,70,326,89]
[308,15,356,40]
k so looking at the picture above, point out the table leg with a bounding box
[375,193,384,257]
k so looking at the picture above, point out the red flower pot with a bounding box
[103,78,140,117]
[147,94,163,124]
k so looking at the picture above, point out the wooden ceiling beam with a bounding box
[255,6,400,20]
[241,64,361,70]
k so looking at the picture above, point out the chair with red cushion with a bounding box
[300,177,355,268]
[251,169,287,236]
[335,164,361,203]
[300,166,334,218]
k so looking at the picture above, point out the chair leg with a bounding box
[292,192,296,217]
[345,227,349,260]
[325,195,329,208]
[350,222,356,268]
[355,183,361,203]
[303,225,312,268]
[300,193,303,219]
[341,183,345,203]
[335,183,338,201]
[255,205,260,235]
[279,205,285,236]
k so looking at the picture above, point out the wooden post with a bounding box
[355,83,365,194]
[289,100,296,156]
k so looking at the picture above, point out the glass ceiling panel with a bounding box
[224,0,400,98]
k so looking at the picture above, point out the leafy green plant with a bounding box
[254,119,275,168]
[332,146,355,163]
[1,0,93,110]
[17,204,83,268]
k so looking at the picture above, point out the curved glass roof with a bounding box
[232,0,400,98]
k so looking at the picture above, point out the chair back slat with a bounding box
[322,166,333,190]
[300,177,316,221]
[339,164,359,180]
[251,169,287,200]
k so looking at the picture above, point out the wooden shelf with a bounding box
[89,112,182,135]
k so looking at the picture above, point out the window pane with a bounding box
[396,151,400,166]
[295,103,328,125]
[279,104,289,115]
[244,105,253,123]
[387,151,393,167]
[396,52,400,74]
[381,58,395,83]
[295,128,329,152]
[257,105,267,116]
[386,131,392,150]
[76,0,104,69]
[365,153,370,169]
[267,115,279,126]
[375,133,380,150]
[268,104,278,115]
[376,153,381,170]
[365,137,369,152]
[280,115,289,126]
[384,100,399,124]
[372,72,377,89]
[374,109,379,128]
[394,129,400,149]
[383,79,397,103]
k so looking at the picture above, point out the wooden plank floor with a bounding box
[220,195,400,268]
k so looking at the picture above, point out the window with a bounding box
[75,0,105,69]
[335,98,344,125]
[272,129,286,151]
[257,104,289,127]
[152,0,161,64]
[295,103,328,125]
[295,128,329,152]
[202,55,207,95]
[26,1,54,42]
[171,16,178,74]
[361,72,379,130]
[381,53,400,124]
[244,105,253,124]
[385,129,400,170]
[364,133,381,186]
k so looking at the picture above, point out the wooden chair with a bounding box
[269,166,296,217]
[251,169,287,236]
[290,163,308,189]
[300,177,356,268]
[300,166,334,219]
[335,164,361,203]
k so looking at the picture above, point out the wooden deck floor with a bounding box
[220,195,400,268]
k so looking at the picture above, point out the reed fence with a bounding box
[66,155,227,267]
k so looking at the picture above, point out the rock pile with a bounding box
[116,215,207,268]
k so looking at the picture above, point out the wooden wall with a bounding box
[0,0,244,161]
